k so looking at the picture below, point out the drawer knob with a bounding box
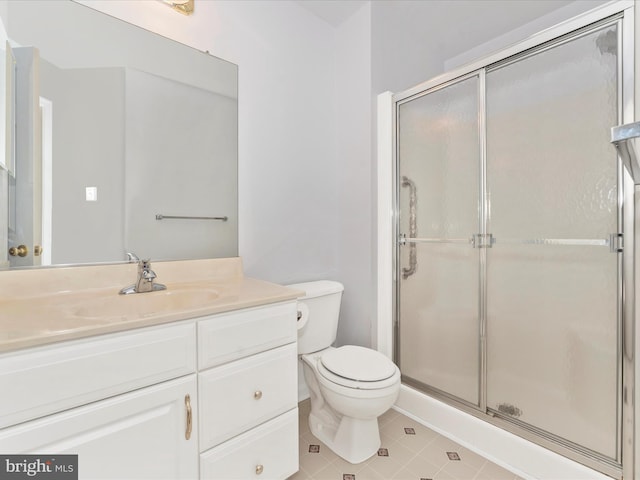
[254,390,263,400]
[255,464,264,475]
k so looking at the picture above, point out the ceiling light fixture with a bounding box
[163,0,194,16]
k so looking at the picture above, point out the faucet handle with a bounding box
[126,252,140,263]
[138,258,152,269]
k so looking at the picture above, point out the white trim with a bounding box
[39,96,52,266]
[394,385,611,480]
[375,91,394,360]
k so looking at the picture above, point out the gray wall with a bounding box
[333,4,373,347]
[124,69,238,260]
[40,62,126,264]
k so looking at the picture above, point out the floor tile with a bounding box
[395,423,439,453]
[287,466,311,480]
[356,465,387,480]
[365,453,405,479]
[314,462,352,480]
[403,450,443,478]
[383,439,419,466]
[473,460,518,480]
[293,401,519,480]
[454,445,487,471]
[439,457,483,480]
[378,407,400,427]
[329,453,368,475]
[392,466,428,480]
[380,414,413,442]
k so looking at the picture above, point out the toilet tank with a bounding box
[288,280,344,354]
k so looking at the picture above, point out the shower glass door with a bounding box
[397,75,481,407]
[395,17,623,469]
[485,23,620,460]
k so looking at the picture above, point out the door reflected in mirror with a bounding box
[0,0,238,270]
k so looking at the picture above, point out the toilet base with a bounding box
[309,411,381,464]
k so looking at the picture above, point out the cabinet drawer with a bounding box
[200,408,298,480]
[0,322,196,429]
[199,343,297,450]
[197,301,296,369]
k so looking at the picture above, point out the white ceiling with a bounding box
[296,0,581,33]
[295,0,607,69]
[294,0,367,27]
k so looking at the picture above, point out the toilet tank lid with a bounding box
[286,280,344,299]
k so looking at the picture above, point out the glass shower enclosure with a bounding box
[394,10,633,477]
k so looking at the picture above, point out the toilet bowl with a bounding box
[290,281,401,464]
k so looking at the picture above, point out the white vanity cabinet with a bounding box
[0,322,199,479]
[0,300,299,480]
[197,301,299,479]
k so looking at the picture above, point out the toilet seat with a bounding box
[318,346,400,390]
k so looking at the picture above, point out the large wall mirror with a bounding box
[0,0,238,270]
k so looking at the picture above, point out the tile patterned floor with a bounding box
[290,399,524,480]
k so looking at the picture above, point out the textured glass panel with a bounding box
[398,76,480,405]
[486,25,618,458]
[399,243,479,404]
[398,78,480,240]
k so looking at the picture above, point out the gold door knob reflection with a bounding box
[34,245,42,256]
[8,245,28,257]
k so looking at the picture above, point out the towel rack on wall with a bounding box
[155,214,228,221]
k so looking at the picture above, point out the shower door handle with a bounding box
[401,176,418,279]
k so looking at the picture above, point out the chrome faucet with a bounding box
[120,259,167,295]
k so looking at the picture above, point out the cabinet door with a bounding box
[0,375,198,480]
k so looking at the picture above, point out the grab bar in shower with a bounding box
[155,214,228,221]
[611,121,640,184]
[401,176,418,279]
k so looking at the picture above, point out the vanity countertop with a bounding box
[0,258,302,353]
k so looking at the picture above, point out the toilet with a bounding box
[290,280,401,464]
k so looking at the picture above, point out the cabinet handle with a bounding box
[255,464,264,475]
[254,390,263,400]
[185,394,192,440]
